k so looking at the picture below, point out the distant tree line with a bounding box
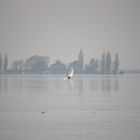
[84,51,119,74]
[0,50,121,74]
[11,55,49,74]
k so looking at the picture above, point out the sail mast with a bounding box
[67,64,71,76]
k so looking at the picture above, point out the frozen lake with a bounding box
[0,74,140,140]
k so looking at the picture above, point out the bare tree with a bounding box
[113,53,119,74]
[0,52,2,73]
[101,52,106,73]
[105,52,112,73]
[3,54,8,73]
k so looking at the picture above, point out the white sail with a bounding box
[68,67,73,78]
[64,64,74,79]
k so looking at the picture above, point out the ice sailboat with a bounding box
[64,64,74,80]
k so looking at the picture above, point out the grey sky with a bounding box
[0,0,140,69]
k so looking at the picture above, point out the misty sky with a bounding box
[0,0,140,69]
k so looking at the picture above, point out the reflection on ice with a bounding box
[0,74,119,95]
[0,74,140,140]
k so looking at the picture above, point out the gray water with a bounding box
[0,74,140,140]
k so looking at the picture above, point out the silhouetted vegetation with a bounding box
[0,50,122,74]
[24,55,49,74]
[0,52,2,73]
[0,52,9,73]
